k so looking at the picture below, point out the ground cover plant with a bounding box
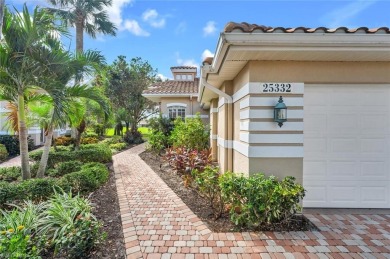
[0,191,105,258]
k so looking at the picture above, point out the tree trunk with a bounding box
[74,118,86,150]
[18,94,31,180]
[75,20,84,53]
[0,0,4,40]
[36,125,54,178]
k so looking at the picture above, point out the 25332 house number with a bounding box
[262,83,291,93]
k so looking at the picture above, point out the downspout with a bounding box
[201,70,233,171]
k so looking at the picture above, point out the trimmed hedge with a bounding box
[48,161,83,177]
[0,144,8,161]
[0,135,34,157]
[30,144,112,168]
[0,162,109,208]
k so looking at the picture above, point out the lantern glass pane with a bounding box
[277,109,286,120]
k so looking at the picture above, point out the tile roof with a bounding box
[224,22,390,34]
[170,66,197,70]
[143,78,199,95]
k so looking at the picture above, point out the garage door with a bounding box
[303,84,390,208]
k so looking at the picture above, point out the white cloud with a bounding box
[123,20,150,36]
[157,73,170,81]
[175,22,187,35]
[142,9,166,28]
[175,52,199,69]
[201,49,214,61]
[106,0,133,28]
[203,21,217,36]
[321,0,377,28]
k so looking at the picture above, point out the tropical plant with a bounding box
[0,201,45,258]
[0,5,69,180]
[46,0,116,53]
[219,172,305,227]
[106,56,158,137]
[0,0,4,40]
[170,114,209,150]
[39,190,105,258]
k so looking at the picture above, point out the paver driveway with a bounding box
[114,144,390,259]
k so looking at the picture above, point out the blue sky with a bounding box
[9,0,390,80]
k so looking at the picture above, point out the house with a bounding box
[143,66,208,123]
[199,22,390,208]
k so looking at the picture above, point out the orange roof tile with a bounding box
[224,22,390,34]
[143,78,199,95]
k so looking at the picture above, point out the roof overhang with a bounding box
[143,93,198,103]
[199,32,390,104]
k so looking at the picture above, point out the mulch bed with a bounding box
[139,150,318,233]
[88,162,126,259]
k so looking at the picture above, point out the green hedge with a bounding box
[0,163,109,208]
[30,144,112,168]
[0,135,34,157]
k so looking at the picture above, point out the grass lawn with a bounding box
[105,127,150,138]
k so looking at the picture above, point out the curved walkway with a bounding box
[114,144,390,259]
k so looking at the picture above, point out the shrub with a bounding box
[39,191,105,258]
[50,161,83,177]
[19,178,58,202]
[101,136,124,145]
[80,137,99,145]
[30,144,112,168]
[109,143,127,152]
[170,114,209,150]
[0,163,109,208]
[164,147,212,176]
[0,202,45,259]
[0,144,8,162]
[147,131,168,154]
[0,135,35,156]
[0,182,21,207]
[192,166,224,219]
[124,130,143,144]
[54,136,74,146]
[58,163,109,194]
[0,167,21,182]
[219,172,305,227]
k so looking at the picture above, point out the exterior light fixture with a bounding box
[274,96,287,127]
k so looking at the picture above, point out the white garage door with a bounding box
[303,84,390,208]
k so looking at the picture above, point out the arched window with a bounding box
[168,105,186,119]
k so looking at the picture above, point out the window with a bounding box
[168,106,186,119]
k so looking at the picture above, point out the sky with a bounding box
[8,0,390,80]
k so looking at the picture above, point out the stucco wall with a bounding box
[160,97,208,118]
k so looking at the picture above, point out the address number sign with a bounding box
[262,83,292,93]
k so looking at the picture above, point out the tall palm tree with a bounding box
[34,50,110,177]
[46,0,117,53]
[0,5,69,180]
[0,0,4,40]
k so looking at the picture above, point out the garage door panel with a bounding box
[328,161,359,179]
[304,84,390,208]
[330,138,358,153]
[328,114,359,133]
[360,161,388,180]
[360,138,386,154]
[304,161,327,179]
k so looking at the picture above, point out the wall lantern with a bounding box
[274,96,287,127]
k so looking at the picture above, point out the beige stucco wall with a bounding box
[160,97,208,118]
[233,150,249,175]
[248,61,390,83]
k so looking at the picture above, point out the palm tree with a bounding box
[0,0,4,40]
[46,0,117,53]
[34,51,110,177]
[0,5,69,180]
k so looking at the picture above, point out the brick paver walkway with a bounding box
[114,144,390,259]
